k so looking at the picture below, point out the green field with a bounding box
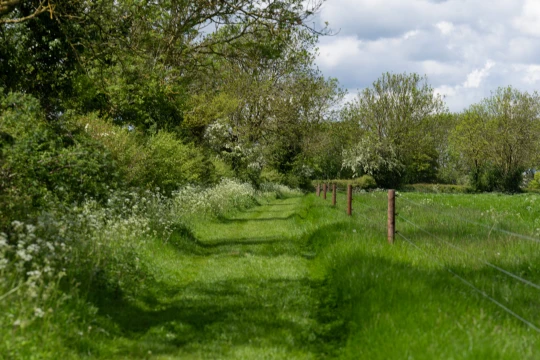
[89,192,540,358]
[5,191,540,359]
[328,191,540,359]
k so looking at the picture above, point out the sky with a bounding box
[313,0,540,112]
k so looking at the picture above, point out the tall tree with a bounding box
[1,0,329,126]
[451,86,540,192]
[341,72,446,187]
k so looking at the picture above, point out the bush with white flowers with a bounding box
[0,179,300,348]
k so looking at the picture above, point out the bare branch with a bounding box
[0,0,54,24]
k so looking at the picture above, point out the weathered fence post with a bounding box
[347,184,352,216]
[316,184,320,197]
[332,183,336,206]
[388,189,395,244]
[323,183,327,200]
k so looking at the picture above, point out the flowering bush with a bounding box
[0,179,300,356]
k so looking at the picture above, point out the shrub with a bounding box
[312,175,378,190]
[145,131,209,192]
[0,93,118,230]
[77,114,215,192]
[527,172,540,190]
[73,113,147,187]
[401,183,473,193]
[469,166,524,193]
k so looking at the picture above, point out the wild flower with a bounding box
[34,308,45,318]
[0,179,299,349]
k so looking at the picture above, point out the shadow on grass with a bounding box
[87,200,540,359]
[216,213,306,223]
[166,225,305,256]
[320,243,540,359]
[86,200,349,358]
[95,276,346,358]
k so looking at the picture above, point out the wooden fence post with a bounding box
[316,184,320,196]
[323,183,327,200]
[347,184,352,216]
[332,183,336,206]
[388,189,395,244]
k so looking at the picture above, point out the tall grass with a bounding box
[0,179,301,358]
[312,191,540,359]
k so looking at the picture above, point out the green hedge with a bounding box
[312,175,377,190]
[401,183,473,193]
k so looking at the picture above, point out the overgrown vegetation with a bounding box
[3,0,540,358]
[0,179,302,358]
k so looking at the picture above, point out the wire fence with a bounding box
[399,196,540,244]
[316,186,540,333]
[396,230,540,333]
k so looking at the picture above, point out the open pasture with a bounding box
[317,191,540,359]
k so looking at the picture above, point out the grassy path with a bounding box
[60,192,540,358]
[96,196,342,359]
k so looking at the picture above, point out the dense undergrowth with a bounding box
[0,179,300,358]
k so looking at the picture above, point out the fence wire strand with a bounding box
[396,231,540,333]
[399,196,540,244]
[351,192,540,332]
[397,214,540,291]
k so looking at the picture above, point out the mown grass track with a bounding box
[92,196,346,359]
[78,192,540,359]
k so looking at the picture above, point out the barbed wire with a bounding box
[345,191,540,332]
[355,209,386,230]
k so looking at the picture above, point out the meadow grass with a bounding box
[84,196,346,359]
[4,188,540,358]
[86,191,540,359]
[317,190,540,359]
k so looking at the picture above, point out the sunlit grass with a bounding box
[86,191,540,359]
[6,188,540,358]
[314,190,540,359]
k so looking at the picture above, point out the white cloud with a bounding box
[436,21,454,35]
[463,60,495,88]
[315,0,540,111]
[403,30,419,39]
[513,0,540,36]
[317,36,362,68]
[434,85,457,97]
[515,65,540,84]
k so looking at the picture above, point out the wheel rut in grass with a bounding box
[103,196,343,359]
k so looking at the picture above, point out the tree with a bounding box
[451,87,540,192]
[1,0,330,127]
[341,72,446,188]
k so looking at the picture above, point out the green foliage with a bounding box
[260,167,286,184]
[451,87,540,193]
[402,183,473,193]
[145,131,209,192]
[527,172,540,190]
[0,1,84,117]
[341,72,446,188]
[403,151,439,184]
[209,156,235,182]
[313,175,377,190]
[76,114,216,193]
[342,136,403,188]
[0,92,118,229]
